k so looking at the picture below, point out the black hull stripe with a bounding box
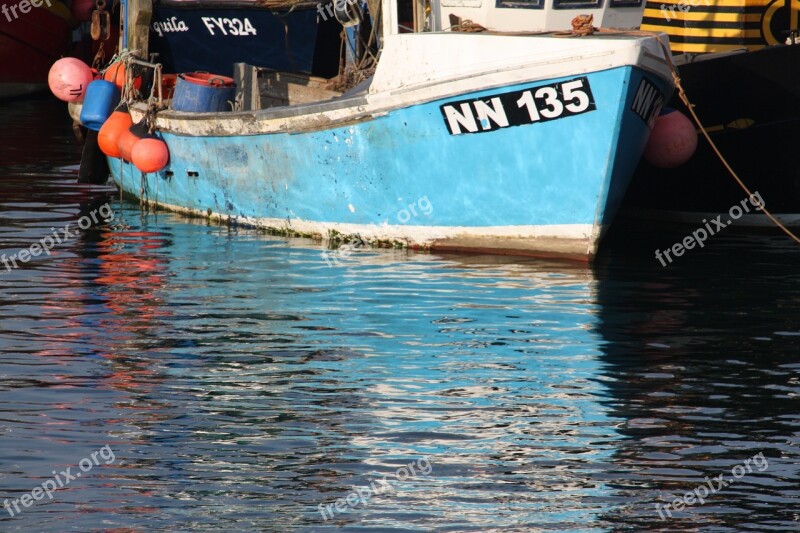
[641,18,763,29]
[659,35,766,44]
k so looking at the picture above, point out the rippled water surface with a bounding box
[1,97,799,532]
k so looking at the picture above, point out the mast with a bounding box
[126,0,153,57]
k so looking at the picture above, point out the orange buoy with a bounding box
[103,61,142,91]
[117,120,149,162]
[132,137,170,173]
[48,58,94,102]
[644,108,698,168]
[98,105,133,158]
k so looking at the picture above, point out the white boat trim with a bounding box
[139,197,599,257]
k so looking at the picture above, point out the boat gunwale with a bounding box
[125,33,672,134]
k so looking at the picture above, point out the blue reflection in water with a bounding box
[1,187,620,530]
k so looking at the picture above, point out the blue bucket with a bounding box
[171,73,236,112]
[80,80,121,131]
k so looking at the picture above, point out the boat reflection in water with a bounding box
[3,97,800,530]
[4,176,799,529]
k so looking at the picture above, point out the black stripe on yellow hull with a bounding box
[646,0,772,7]
[641,0,800,51]
[643,7,762,16]
[653,34,765,44]
[642,18,762,29]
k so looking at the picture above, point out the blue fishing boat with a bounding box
[69,0,674,259]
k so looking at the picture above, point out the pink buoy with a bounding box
[48,58,94,102]
[643,108,698,168]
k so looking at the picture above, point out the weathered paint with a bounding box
[121,33,673,137]
[107,64,671,257]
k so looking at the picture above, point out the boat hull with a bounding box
[0,82,46,99]
[622,44,800,225]
[108,63,670,259]
[0,0,72,99]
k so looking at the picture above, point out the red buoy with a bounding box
[644,108,698,168]
[48,58,94,102]
[117,120,149,162]
[132,137,170,173]
[98,106,133,158]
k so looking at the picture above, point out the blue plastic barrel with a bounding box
[80,80,121,131]
[171,73,236,113]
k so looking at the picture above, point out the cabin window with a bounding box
[609,0,641,6]
[398,0,433,31]
[552,0,602,8]
[495,0,544,10]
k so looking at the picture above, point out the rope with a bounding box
[652,35,800,245]
[355,15,379,68]
[256,0,316,8]
[451,19,487,33]
[91,44,106,70]
[571,15,595,36]
[145,62,163,109]
[101,49,140,104]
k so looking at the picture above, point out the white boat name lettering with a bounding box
[440,77,596,135]
[152,17,189,37]
[201,17,258,36]
[631,78,663,128]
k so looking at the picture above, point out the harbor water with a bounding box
[0,97,798,531]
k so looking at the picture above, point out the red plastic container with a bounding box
[171,72,236,112]
[181,72,234,87]
[160,74,177,99]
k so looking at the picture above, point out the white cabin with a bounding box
[383,0,647,34]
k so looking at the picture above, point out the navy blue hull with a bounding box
[623,44,800,221]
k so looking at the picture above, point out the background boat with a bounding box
[622,0,800,225]
[0,0,74,99]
